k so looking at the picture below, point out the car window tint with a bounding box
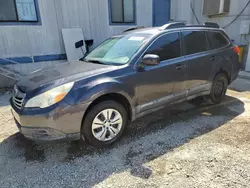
[182,31,209,55]
[146,32,181,61]
[207,31,229,49]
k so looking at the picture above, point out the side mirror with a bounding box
[142,54,160,66]
[75,40,84,49]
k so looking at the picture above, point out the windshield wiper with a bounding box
[84,59,105,65]
[84,59,110,65]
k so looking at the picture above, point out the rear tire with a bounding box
[205,73,228,105]
[81,100,128,148]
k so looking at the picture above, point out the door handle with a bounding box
[210,56,216,62]
[176,64,185,70]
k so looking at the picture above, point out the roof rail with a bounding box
[158,21,220,30]
[204,22,220,28]
[159,22,186,30]
[123,26,145,33]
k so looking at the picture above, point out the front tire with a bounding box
[81,100,128,148]
[205,73,228,105]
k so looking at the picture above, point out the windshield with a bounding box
[84,34,152,65]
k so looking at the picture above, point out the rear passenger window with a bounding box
[182,31,209,55]
[147,32,181,61]
[207,32,229,49]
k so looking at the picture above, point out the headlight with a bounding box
[25,82,74,108]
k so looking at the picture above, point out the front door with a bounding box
[153,0,171,26]
[135,32,188,113]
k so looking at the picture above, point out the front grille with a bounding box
[12,85,26,109]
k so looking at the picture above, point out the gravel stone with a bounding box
[1,86,250,187]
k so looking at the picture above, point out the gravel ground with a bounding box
[0,85,250,188]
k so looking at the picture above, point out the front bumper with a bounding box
[14,118,80,142]
[11,102,90,142]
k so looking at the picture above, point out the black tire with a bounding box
[81,100,128,148]
[205,73,228,105]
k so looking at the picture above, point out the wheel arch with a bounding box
[211,55,232,84]
[81,92,134,130]
[212,61,231,84]
[215,67,231,84]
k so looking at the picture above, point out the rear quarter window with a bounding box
[207,31,230,49]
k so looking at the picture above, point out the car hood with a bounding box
[17,61,116,92]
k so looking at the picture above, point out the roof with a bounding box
[121,22,222,36]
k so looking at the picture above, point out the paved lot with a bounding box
[0,80,250,188]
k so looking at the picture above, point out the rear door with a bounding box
[182,30,214,96]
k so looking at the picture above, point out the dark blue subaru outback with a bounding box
[11,22,240,148]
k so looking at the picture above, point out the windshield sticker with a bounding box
[128,37,145,41]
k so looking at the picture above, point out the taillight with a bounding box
[234,45,240,55]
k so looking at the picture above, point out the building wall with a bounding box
[171,0,193,23]
[0,0,153,60]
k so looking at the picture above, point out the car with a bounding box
[10,22,240,148]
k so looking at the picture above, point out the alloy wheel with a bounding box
[91,109,123,141]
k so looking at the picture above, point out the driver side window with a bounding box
[147,32,181,61]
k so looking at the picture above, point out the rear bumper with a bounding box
[231,68,240,83]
